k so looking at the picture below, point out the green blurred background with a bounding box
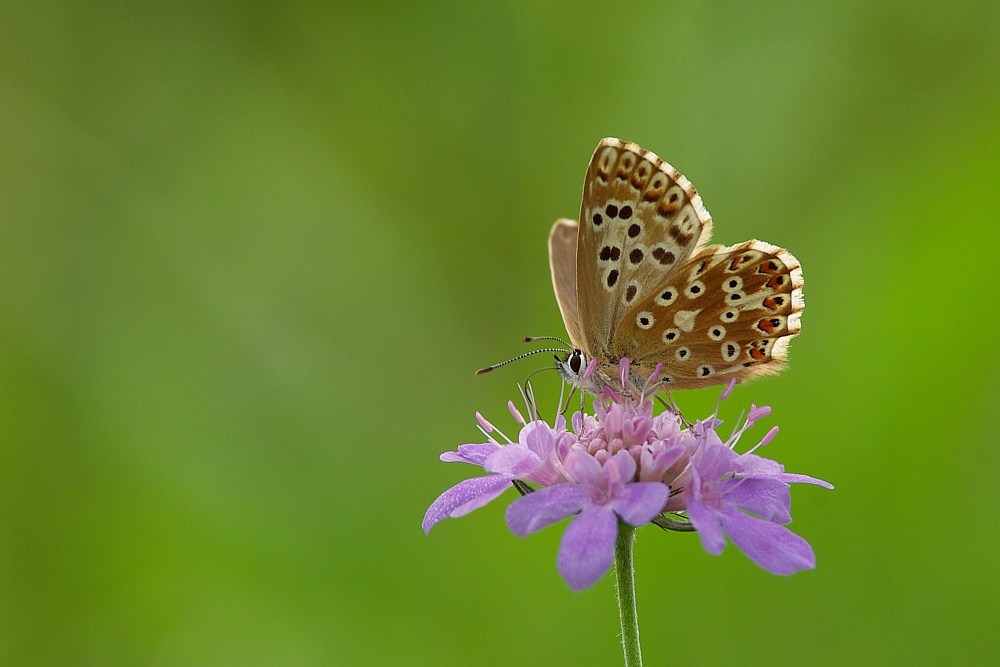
[2,1,998,665]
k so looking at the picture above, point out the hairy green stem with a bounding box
[614,522,642,667]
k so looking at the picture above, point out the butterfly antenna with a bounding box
[475,348,566,375]
[522,336,572,348]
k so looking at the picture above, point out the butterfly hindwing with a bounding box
[611,240,804,388]
[576,138,714,360]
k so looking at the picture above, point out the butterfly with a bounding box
[549,138,804,392]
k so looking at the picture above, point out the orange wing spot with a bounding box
[762,297,779,310]
[697,258,711,274]
[728,257,741,271]
[757,318,776,334]
[750,347,768,361]
[657,199,678,216]
[766,275,784,290]
[758,261,779,275]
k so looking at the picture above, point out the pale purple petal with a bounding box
[756,471,834,489]
[726,478,793,524]
[735,453,783,475]
[484,444,541,477]
[612,482,670,526]
[639,444,686,481]
[687,498,726,555]
[719,507,816,575]
[505,484,588,536]
[699,442,739,480]
[520,420,557,458]
[622,413,653,444]
[422,474,513,533]
[440,443,500,464]
[737,454,834,489]
[610,450,637,482]
[449,486,511,518]
[557,508,618,591]
[565,449,604,487]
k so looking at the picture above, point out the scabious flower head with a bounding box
[423,364,832,590]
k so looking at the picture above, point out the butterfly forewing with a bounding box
[548,218,585,349]
[612,240,804,388]
[576,139,713,359]
[548,137,804,392]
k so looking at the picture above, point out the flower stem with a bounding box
[614,522,642,667]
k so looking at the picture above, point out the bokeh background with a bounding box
[2,2,999,665]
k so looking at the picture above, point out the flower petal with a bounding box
[441,443,501,465]
[726,478,793,524]
[520,420,557,458]
[697,442,740,480]
[719,507,816,575]
[639,444,687,481]
[505,484,588,536]
[557,508,618,591]
[613,482,670,526]
[484,444,541,477]
[422,474,514,533]
[565,449,604,487]
[736,454,834,490]
[761,472,834,490]
[610,450,637,483]
[687,497,726,555]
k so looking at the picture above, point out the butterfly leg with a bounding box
[656,389,694,428]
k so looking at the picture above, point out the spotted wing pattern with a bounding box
[612,240,805,389]
[575,138,713,360]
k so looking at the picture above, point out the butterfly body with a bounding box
[550,138,804,392]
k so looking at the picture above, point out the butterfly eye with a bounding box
[569,350,584,375]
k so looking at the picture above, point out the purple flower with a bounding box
[423,368,833,588]
[684,443,833,575]
[506,449,669,591]
[422,406,578,534]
